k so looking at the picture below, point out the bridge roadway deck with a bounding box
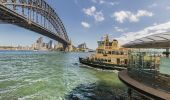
[118,70,170,100]
[0,4,70,45]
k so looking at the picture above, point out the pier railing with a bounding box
[127,49,170,93]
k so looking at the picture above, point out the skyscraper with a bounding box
[36,37,43,49]
[48,40,53,49]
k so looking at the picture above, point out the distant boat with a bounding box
[33,50,38,52]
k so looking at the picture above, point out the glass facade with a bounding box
[128,48,170,92]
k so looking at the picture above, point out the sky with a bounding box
[1,0,170,49]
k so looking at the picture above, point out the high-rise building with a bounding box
[48,40,53,49]
[31,37,55,51]
[37,37,43,44]
[36,37,43,49]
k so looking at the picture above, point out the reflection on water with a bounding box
[0,51,145,100]
[66,82,127,100]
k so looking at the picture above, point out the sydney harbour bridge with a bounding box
[0,0,70,49]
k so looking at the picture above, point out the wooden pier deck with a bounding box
[118,70,170,100]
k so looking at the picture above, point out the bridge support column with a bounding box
[63,44,69,52]
[127,88,132,100]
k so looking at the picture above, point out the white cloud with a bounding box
[99,0,105,4]
[114,27,127,32]
[112,10,153,23]
[91,0,97,3]
[109,2,119,6]
[91,0,118,6]
[116,22,170,45]
[81,21,90,28]
[83,6,104,22]
[112,11,129,23]
[94,12,105,22]
[91,0,104,4]
[153,22,158,26]
[166,6,170,10]
[148,3,157,8]
[83,6,96,16]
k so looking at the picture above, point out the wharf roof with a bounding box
[122,32,170,48]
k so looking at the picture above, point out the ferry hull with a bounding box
[79,57,127,71]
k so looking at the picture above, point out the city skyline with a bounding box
[1,0,170,49]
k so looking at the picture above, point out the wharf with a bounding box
[118,70,170,100]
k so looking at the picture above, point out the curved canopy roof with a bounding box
[122,32,170,48]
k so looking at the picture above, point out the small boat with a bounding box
[79,34,128,71]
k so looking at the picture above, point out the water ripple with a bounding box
[0,51,125,100]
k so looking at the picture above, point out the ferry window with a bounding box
[97,49,103,54]
[108,51,111,54]
[125,59,128,64]
[102,43,104,46]
[109,43,112,46]
[106,42,109,46]
[112,51,115,54]
[108,59,111,62]
[116,51,119,55]
[124,52,127,55]
[117,58,120,64]
[121,61,124,64]
[98,41,104,46]
[118,52,121,55]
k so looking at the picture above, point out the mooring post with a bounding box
[128,88,132,100]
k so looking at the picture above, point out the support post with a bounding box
[166,48,169,58]
[128,88,132,100]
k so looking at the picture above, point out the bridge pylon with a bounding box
[63,44,69,52]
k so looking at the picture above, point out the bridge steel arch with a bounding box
[0,0,70,46]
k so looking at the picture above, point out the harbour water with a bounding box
[0,51,126,100]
